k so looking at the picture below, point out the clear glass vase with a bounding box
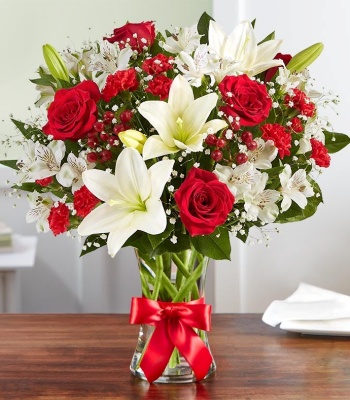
[130,247,216,383]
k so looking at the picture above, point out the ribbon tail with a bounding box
[140,320,174,383]
[169,320,213,381]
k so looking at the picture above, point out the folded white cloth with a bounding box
[262,282,350,335]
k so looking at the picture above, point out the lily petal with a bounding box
[148,159,174,199]
[138,101,177,146]
[143,135,179,161]
[82,169,118,203]
[168,75,194,116]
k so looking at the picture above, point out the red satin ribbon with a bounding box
[129,297,213,383]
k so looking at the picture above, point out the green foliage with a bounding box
[0,160,18,170]
[191,227,231,260]
[197,12,215,44]
[80,234,107,257]
[324,131,350,153]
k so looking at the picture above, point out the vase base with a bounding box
[130,361,216,384]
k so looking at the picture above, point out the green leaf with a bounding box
[123,231,154,255]
[191,227,231,260]
[257,31,275,45]
[151,234,191,256]
[80,234,107,257]
[324,130,350,153]
[251,19,256,29]
[0,160,18,170]
[287,42,324,73]
[148,224,173,250]
[197,12,215,44]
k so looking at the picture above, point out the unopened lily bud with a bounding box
[287,42,324,73]
[119,130,147,153]
[42,44,70,82]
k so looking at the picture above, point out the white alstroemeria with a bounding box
[247,138,278,169]
[56,153,92,192]
[89,41,133,88]
[214,162,261,201]
[208,20,283,81]
[175,45,219,87]
[139,75,227,160]
[29,140,66,180]
[16,140,37,183]
[34,84,55,107]
[62,48,95,80]
[26,191,54,232]
[276,67,308,93]
[77,148,174,257]
[244,173,280,223]
[162,25,201,54]
[279,164,314,212]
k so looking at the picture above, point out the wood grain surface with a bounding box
[0,314,349,399]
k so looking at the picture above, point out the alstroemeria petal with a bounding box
[82,169,118,203]
[138,101,177,146]
[143,135,179,161]
[168,75,194,116]
[148,159,175,199]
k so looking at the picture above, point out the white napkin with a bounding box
[262,282,350,335]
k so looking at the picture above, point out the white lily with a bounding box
[244,173,280,223]
[139,75,227,160]
[208,20,283,81]
[56,152,92,193]
[77,148,174,257]
[214,162,261,201]
[247,138,278,169]
[26,191,53,232]
[279,164,314,212]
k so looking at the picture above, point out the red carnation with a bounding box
[290,117,304,133]
[261,123,292,159]
[142,54,173,75]
[102,69,139,102]
[284,88,315,117]
[145,75,173,100]
[74,185,100,217]
[48,202,70,236]
[310,138,331,167]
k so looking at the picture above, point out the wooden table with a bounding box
[0,314,349,399]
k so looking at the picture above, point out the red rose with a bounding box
[310,138,331,167]
[219,74,272,126]
[102,69,138,102]
[261,123,292,159]
[104,21,155,53]
[43,81,101,141]
[48,202,70,236]
[74,185,100,217]
[145,75,173,100]
[264,53,292,82]
[142,54,173,75]
[174,168,235,236]
[284,88,315,117]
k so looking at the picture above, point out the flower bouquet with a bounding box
[2,12,349,383]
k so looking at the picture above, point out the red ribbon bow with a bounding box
[129,297,213,382]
